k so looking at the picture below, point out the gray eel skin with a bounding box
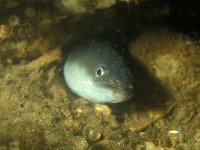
[64,40,133,103]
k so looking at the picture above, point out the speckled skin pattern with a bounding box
[64,40,133,103]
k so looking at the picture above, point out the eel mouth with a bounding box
[92,82,133,103]
[93,82,133,94]
[93,82,133,91]
[109,86,133,103]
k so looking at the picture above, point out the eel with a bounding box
[63,40,133,103]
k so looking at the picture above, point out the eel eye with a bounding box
[96,66,105,77]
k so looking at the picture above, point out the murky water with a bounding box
[1,0,200,149]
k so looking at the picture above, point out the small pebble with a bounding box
[83,127,101,142]
[169,130,179,134]
[16,40,28,50]
[94,104,111,116]
[8,15,20,26]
